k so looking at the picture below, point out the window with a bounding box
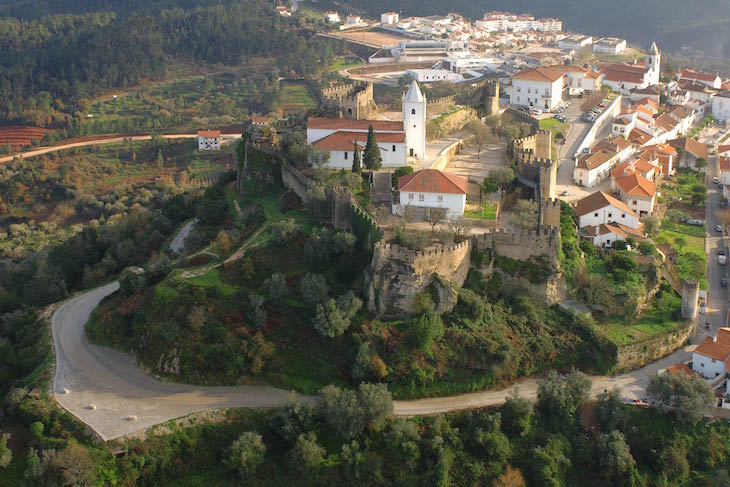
[594,212,598,217]
[527,88,531,94]
[632,200,637,205]
[408,193,414,200]
[344,152,348,160]
[712,358,717,364]
[418,194,425,202]
[437,195,443,202]
[392,145,396,152]
[608,213,613,218]
[411,108,416,115]
[517,96,520,102]
[516,87,521,92]
[413,124,416,128]
[621,213,626,218]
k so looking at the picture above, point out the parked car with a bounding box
[717,224,724,233]
[714,177,720,184]
[532,109,543,115]
[583,147,590,154]
[560,190,569,196]
[557,115,567,122]
[721,277,728,287]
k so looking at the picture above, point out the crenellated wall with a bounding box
[474,226,561,266]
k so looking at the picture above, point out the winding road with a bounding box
[50,282,698,441]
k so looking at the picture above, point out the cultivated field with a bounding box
[0,125,51,148]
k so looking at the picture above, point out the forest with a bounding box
[0,0,342,126]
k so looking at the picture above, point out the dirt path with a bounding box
[0,133,240,164]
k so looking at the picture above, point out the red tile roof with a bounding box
[399,169,468,195]
[307,117,404,132]
[666,363,694,376]
[512,66,565,82]
[695,328,730,361]
[197,130,221,138]
[615,173,656,198]
[311,131,405,151]
[679,68,719,84]
[573,191,637,218]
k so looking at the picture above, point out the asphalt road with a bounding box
[51,283,697,441]
[169,219,197,254]
[704,156,728,330]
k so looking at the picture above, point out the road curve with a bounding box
[51,283,696,440]
[0,133,240,164]
[169,219,198,254]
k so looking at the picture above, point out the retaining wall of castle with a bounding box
[474,226,560,265]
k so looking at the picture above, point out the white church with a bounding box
[306,80,426,168]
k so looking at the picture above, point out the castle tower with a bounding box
[402,80,426,161]
[646,41,661,86]
[484,80,500,116]
[681,279,699,321]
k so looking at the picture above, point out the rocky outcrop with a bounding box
[368,240,471,317]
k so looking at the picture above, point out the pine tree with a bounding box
[363,125,382,171]
[352,142,361,174]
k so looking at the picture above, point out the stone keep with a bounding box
[681,279,699,321]
[402,79,427,161]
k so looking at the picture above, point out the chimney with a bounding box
[713,335,718,343]
[595,226,599,236]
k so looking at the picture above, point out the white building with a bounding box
[679,68,723,89]
[406,68,462,83]
[197,130,221,151]
[443,52,502,74]
[712,92,730,122]
[323,11,340,23]
[476,12,562,32]
[692,328,730,379]
[573,191,640,229]
[558,35,593,50]
[615,173,656,216]
[720,158,730,185]
[397,169,467,218]
[307,80,427,167]
[601,42,661,94]
[583,222,644,248]
[381,12,399,25]
[508,66,565,110]
[592,37,627,54]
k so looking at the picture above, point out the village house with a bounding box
[640,143,676,176]
[573,191,640,229]
[581,222,645,248]
[573,147,620,188]
[678,68,723,89]
[381,12,399,25]
[719,158,730,186]
[197,130,221,151]
[558,34,592,50]
[508,66,565,110]
[600,42,660,94]
[615,172,656,216]
[592,37,627,54]
[712,91,730,122]
[323,11,340,23]
[668,137,708,169]
[692,328,730,379]
[396,169,468,219]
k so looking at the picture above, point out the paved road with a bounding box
[705,156,728,330]
[51,282,699,441]
[0,133,240,164]
[169,219,197,254]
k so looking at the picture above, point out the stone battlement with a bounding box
[320,82,375,119]
[373,239,470,264]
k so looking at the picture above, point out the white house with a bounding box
[592,37,627,54]
[615,172,656,216]
[508,66,565,110]
[692,328,730,379]
[323,11,340,23]
[307,80,427,167]
[582,222,644,248]
[679,68,723,89]
[397,169,467,219]
[712,92,730,122]
[197,130,221,151]
[720,158,730,185]
[573,191,640,229]
[558,34,592,50]
[601,42,661,94]
[381,12,399,25]
[573,148,620,188]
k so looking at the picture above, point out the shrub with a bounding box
[299,273,329,304]
[407,312,444,355]
[270,219,298,244]
[313,299,351,337]
[269,398,314,445]
[228,432,266,479]
[263,273,289,303]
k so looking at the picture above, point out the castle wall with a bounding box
[474,226,561,266]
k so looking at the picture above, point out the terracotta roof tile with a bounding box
[307,117,404,132]
[399,169,468,195]
[615,173,656,198]
[573,191,637,218]
[197,130,221,138]
[666,363,694,376]
[311,131,405,151]
[695,328,730,361]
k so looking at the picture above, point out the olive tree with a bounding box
[228,432,266,479]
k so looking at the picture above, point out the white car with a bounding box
[532,109,543,115]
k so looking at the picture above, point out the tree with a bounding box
[335,291,363,319]
[536,370,591,429]
[388,420,421,471]
[313,299,351,337]
[269,397,314,445]
[407,312,444,355]
[304,186,327,222]
[495,466,526,487]
[594,388,626,432]
[352,142,362,174]
[595,431,635,480]
[482,177,499,194]
[363,124,382,170]
[510,199,538,231]
[263,273,289,304]
[426,207,447,233]
[449,217,472,241]
[646,371,714,422]
[531,436,572,487]
[318,385,365,439]
[695,157,706,171]
[290,432,325,471]
[299,273,329,304]
[24,448,42,479]
[270,219,298,244]
[228,432,266,479]
[52,442,98,487]
[466,120,498,157]
[357,382,393,432]
[501,390,533,438]
[0,432,11,469]
[352,342,387,380]
[642,215,660,237]
[309,148,331,180]
[247,294,267,328]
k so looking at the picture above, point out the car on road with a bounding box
[557,115,567,122]
[532,109,543,115]
[560,190,569,196]
[714,177,720,184]
[717,224,724,233]
[721,278,728,287]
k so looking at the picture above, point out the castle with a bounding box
[307,80,427,169]
[513,130,558,201]
[321,82,376,120]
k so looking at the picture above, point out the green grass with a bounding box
[277,83,317,111]
[539,117,569,137]
[464,201,498,220]
[187,268,238,296]
[327,56,364,71]
[657,229,707,289]
[602,289,685,346]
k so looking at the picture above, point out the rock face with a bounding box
[367,240,471,317]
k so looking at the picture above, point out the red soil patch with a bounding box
[0,125,51,148]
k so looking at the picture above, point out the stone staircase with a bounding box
[371,171,393,204]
